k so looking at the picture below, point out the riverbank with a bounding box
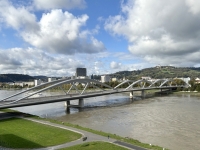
[0,109,167,150]
[175,90,200,95]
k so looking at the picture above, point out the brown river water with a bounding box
[1,90,200,150]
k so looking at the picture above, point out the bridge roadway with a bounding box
[0,86,177,109]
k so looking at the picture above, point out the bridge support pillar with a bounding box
[78,98,84,108]
[141,90,145,98]
[64,101,70,107]
[130,91,133,98]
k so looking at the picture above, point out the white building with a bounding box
[13,82,24,87]
[177,77,190,84]
[34,79,42,86]
[101,75,110,83]
[12,81,34,87]
[112,78,117,82]
[23,81,34,87]
[76,76,88,79]
[48,77,57,82]
[141,76,151,80]
[71,76,76,79]
[195,78,200,83]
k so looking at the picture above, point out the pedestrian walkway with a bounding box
[0,111,147,150]
[25,118,147,150]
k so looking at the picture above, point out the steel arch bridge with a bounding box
[0,78,189,109]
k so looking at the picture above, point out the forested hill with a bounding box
[0,74,35,82]
[112,66,200,80]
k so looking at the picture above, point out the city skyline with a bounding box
[1,0,200,77]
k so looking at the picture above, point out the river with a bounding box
[1,89,200,150]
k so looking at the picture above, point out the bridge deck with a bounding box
[0,86,178,109]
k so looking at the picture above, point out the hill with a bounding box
[33,76,48,82]
[111,66,200,80]
[1,66,200,83]
[0,74,35,82]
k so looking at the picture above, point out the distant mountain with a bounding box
[0,74,35,82]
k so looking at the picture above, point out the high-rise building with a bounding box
[76,68,87,77]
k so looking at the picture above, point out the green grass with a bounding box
[41,119,167,150]
[0,118,81,148]
[60,141,127,150]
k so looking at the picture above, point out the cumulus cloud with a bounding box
[105,0,200,67]
[0,0,105,55]
[23,9,105,54]
[0,48,85,76]
[110,61,122,69]
[0,0,38,31]
[33,0,86,10]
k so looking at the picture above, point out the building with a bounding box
[112,78,117,82]
[76,68,86,77]
[177,77,190,84]
[141,76,151,80]
[23,81,34,87]
[34,79,42,86]
[101,75,110,83]
[76,76,88,79]
[195,78,200,83]
[48,77,57,82]
[71,76,76,79]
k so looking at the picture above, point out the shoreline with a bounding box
[0,109,167,150]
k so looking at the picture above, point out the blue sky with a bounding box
[1,0,200,77]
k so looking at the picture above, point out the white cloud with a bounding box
[0,0,38,31]
[185,0,200,14]
[105,0,200,67]
[33,0,86,10]
[0,47,84,76]
[0,1,105,55]
[22,9,105,54]
[110,61,122,69]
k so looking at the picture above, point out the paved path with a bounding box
[0,111,148,150]
[26,118,147,150]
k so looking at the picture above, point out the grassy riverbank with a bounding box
[29,112,166,150]
[174,90,200,96]
[61,141,127,150]
[0,117,81,149]
[0,109,167,150]
[54,121,165,150]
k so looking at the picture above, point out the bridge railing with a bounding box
[0,78,189,105]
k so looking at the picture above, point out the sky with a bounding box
[0,0,200,77]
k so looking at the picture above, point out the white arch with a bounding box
[3,79,114,104]
[114,80,134,89]
[159,79,173,87]
[125,79,152,90]
[149,79,166,87]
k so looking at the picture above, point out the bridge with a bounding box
[0,78,188,109]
